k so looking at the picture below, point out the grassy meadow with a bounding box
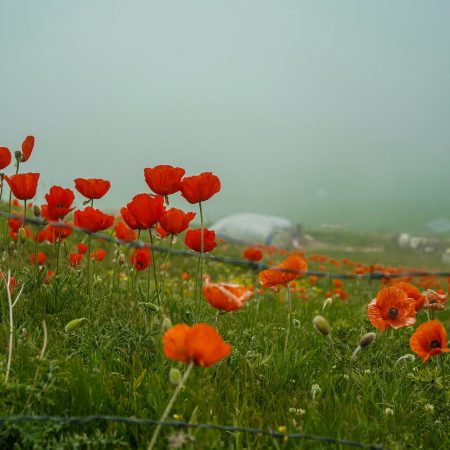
[1,215,450,449]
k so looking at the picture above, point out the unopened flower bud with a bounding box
[310,383,322,400]
[118,253,126,265]
[18,227,28,243]
[312,315,330,336]
[64,318,88,333]
[322,297,333,311]
[33,205,41,217]
[162,317,172,333]
[359,332,376,348]
[169,367,182,385]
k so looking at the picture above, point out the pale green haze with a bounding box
[1,1,449,233]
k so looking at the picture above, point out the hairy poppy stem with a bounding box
[4,160,20,253]
[160,234,173,306]
[284,285,292,353]
[148,229,160,305]
[86,234,92,305]
[199,202,204,295]
[147,361,194,450]
[55,222,62,277]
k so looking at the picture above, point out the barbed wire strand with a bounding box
[1,211,450,280]
[0,415,385,449]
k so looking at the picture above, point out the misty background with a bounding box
[1,1,449,233]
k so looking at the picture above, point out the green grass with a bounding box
[1,228,450,449]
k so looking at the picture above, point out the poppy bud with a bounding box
[64,317,88,333]
[33,205,41,217]
[15,150,22,163]
[169,367,182,385]
[395,354,416,365]
[359,332,376,348]
[18,227,28,243]
[118,253,126,265]
[310,383,322,400]
[162,317,172,333]
[312,315,330,336]
[322,297,333,311]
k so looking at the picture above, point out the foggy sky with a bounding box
[1,1,449,231]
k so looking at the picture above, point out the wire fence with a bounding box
[2,210,450,281]
[0,415,386,449]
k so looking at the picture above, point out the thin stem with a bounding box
[55,222,63,276]
[199,202,204,295]
[160,234,173,306]
[147,361,194,450]
[4,272,14,384]
[149,229,160,305]
[284,285,292,353]
[440,354,446,390]
[87,233,92,304]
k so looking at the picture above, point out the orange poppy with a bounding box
[180,172,221,204]
[392,281,424,311]
[203,279,253,311]
[243,247,263,262]
[114,221,137,242]
[5,173,40,200]
[409,320,450,363]
[126,193,166,229]
[0,147,12,170]
[159,208,196,235]
[185,228,217,253]
[368,287,416,331]
[258,255,308,288]
[163,323,231,367]
[90,248,107,261]
[144,165,185,196]
[45,186,75,219]
[74,178,111,200]
[74,207,114,233]
[422,289,447,311]
[30,251,47,266]
[21,136,35,162]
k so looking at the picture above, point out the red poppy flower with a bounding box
[74,207,114,233]
[44,270,55,284]
[130,247,152,271]
[203,279,253,312]
[410,320,450,363]
[185,228,217,253]
[163,323,231,367]
[120,206,140,230]
[45,186,75,219]
[21,136,35,162]
[126,194,166,229]
[32,229,48,243]
[392,281,424,311]
[156,224,168,239]
[90,248,107,261]
[69,253,83,267]
[46,223,73,243]
[77,242,88,254]
[30,251,47,266]
[74,178,111,200]
[259,255,308,288]
[368,287,416,332]
[5,173,40,200]
[0,147,12,170]
[114,221,137,242]
[159,208,196,235]
[144,165,185,196]
[8,216,23,233]
[180,172,221,204]
[243,247,263,262]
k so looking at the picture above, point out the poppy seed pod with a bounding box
[312,315,330,336]
[359,332,376,348]
[33,205,41,217]
[15,150,22,163]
